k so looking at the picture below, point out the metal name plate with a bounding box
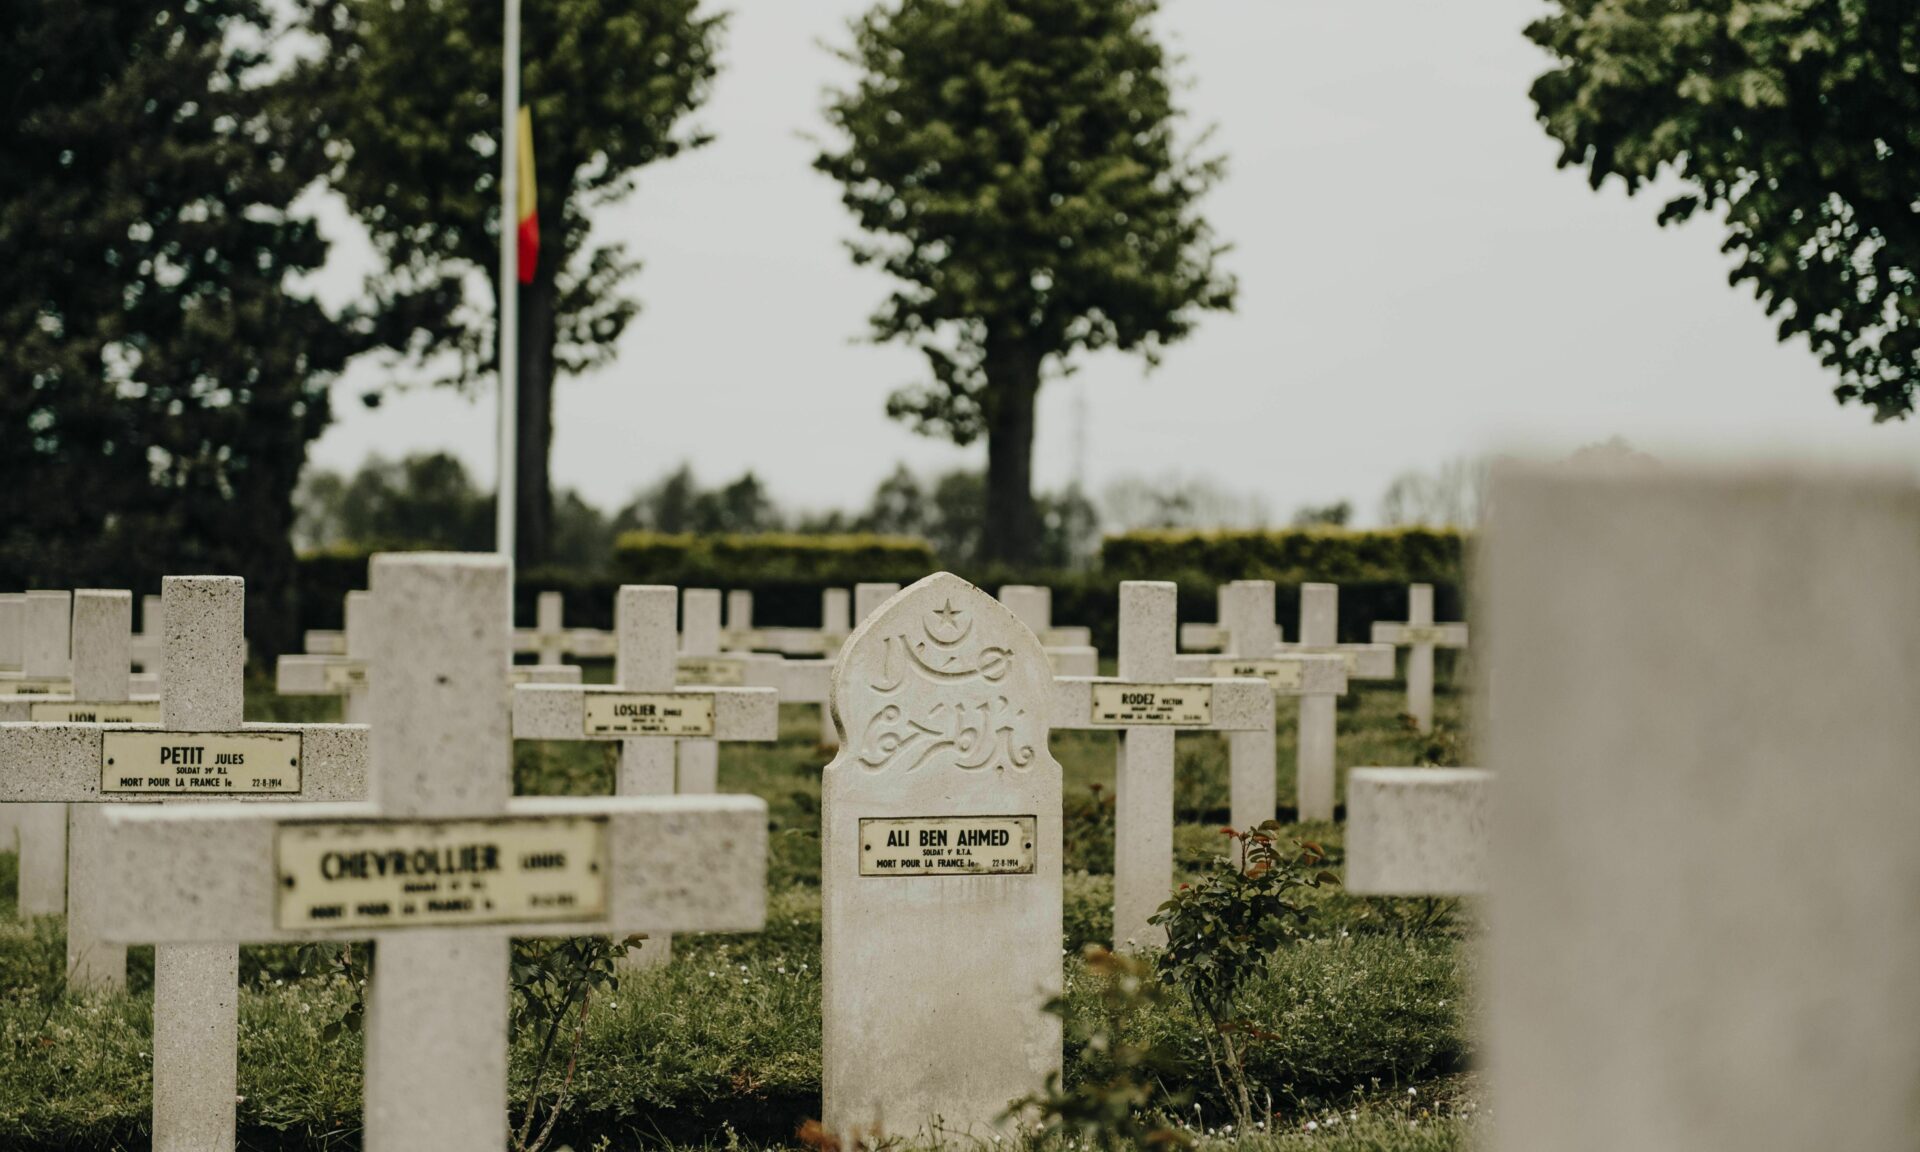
[274,815,609,930]
[1211,659,1304,691]
[583,692,715,737]
[322,662,369,692]
[1090,683,1213,726]
[1399,625,1452,645]
[676,657,747,687]
[859,815,1037,877]
[101,731,302,794]
[31,700,162,724]
[1,677,74,698]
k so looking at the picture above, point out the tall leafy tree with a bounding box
[1529,0,1920,418]
[297,0,725,565]
[0,0,353,650]
[816,0,1235,564]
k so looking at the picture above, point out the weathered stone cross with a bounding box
[720,588,854,657]
[277,590,376,722]
[0,589,162,985]
[1055,580,1276,951]
[515,589,616,664]
[999,584,1098,675]
[1370,582,1468,732]
[0,576,367,1152]
[90,555,768,1151]
[677,588,832,750]
[1176,580,1351,823]
[2,590,75,916]
[514,583,777,962]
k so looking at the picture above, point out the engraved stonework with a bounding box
[843,592,1041,777]
[822,572,1063,1145]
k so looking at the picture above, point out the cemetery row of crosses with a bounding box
[1,567,1477,1150]
[10,477,1898,1152]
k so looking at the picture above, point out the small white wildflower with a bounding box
[1408,1088,1417,1097]
[1305,1121,1317,1132]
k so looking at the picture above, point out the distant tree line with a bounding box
[295,452,1505,572]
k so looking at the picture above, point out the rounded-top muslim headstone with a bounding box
[820,572,1063,1145]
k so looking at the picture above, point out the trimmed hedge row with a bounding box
[288,556,1451,656]
[612,532,935,585]
[1101,527,1468,584]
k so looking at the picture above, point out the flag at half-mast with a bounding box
[515,107,538,284]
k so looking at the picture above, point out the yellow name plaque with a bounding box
[676,658,747,687]
[101,731,301,794]
[274,815,609,930]
[859,815,1037,877]
[1399,626,1452,645]
[1211,659,1304,691]
[322,662,369,692]
[1,677,73,698]
[583,692,715,737]
[1090,683,1213,726]
[31,700,161,724]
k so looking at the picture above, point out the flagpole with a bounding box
[496,0,521,566]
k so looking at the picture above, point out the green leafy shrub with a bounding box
[1152,826,1337,1131]
[1007,947,1193,1151]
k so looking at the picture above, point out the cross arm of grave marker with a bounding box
[1048,675,1274,732]
[88,793,765,942]
[1370,621,1469,647]
[1343,767,1490,897]
[512,683,778,742]
[90,553,767,1152]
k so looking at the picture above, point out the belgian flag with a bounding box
[515,107,538,284]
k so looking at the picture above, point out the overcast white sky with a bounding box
[302,0,1920,526]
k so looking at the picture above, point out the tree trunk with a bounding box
[981,333,1043,566]
[513,260,558,569]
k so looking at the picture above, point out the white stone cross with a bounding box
[515,589,616,664]
[1277,582,1397,680]
[3,590,75,917]
[1370,582,1468,732]
[0,589,162,986]
[1052,581,1277,950]
[88,555,767,1152]
[998,584,1098,676]
[1343,767,1489,896]
[1177,581,1351,823]
[0,576,367,1152]
[277,590,376,722]
[720,588,854,657]
[515,584,777,963]
[822,573,1062,1145]
[678,589,834,749]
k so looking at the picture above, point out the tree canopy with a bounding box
[296,0,725,562]
[1529,0,1920,418]
[816,0,1234,562]
[0,0,353,647]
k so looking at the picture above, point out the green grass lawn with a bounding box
[0,666,1479,1151]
